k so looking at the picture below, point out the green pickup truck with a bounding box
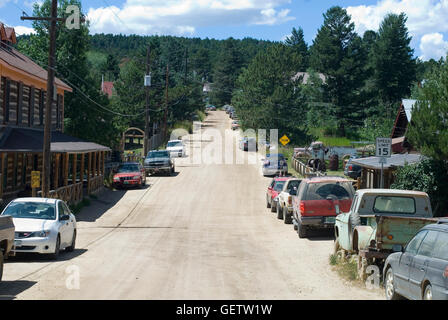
[334,189,439,280]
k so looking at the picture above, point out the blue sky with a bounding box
[1,0,447,60]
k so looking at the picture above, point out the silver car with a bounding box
[1,198,77,260]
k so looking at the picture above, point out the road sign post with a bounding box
[376,138,391,189]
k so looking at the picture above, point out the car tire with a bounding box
[297,220,307,238]
[385,268,403,300]
[66,230,76,252]
[266,196,271,209]
[49,235,61,260]
[423,284,433,300]
[284,208,292,224]
[270,201,276,213]
[0,251,3,282]
[277,203,283,219]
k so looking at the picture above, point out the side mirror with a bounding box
[392,244,403,253]
[60,215,70,221]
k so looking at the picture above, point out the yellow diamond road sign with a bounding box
[279,135,290,146]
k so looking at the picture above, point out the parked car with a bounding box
[276,178,302,224]
[266,177,290,213]
[262,153,288,176]
[231,120,239,130]
[1,198,77,260]
[383,220,448,300]
[292,176,355,238]
[0,212,14,281]
[166,139,186,158]
[239,137,257,151]
[344,156,362,179]
[144,150,175,176]
[113,162,146,189]
[334,189,437,280]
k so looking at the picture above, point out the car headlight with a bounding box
[133,176,140,180]
[31,230,51,238]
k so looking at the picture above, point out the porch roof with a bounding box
[0,127,110,153]
[351,153,424,170]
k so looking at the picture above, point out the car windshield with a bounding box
[148,151,169,158]
[118,164,140,173]
[274,181,286,191]
[373,196,416,214]
[305,182,354,200]
[287,180,301,192]
[2,202,56,220]
[167,141,182,147]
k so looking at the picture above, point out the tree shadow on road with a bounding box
[76,188,127,222]
[0,280,37,300]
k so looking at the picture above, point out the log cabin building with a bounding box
[0,23,109,206]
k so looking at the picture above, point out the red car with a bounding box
[113,162,146,189]
[292,176,355,238]
[266,176,290,213]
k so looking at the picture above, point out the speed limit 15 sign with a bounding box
[376,138,392,158]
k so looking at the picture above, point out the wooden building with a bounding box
[391,99,416,154]
[0,24,109,206]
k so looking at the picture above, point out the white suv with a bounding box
[166,140,186,157]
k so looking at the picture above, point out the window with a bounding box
[406,230,428,255]
[305,182,354,200]
[2,202,56,220]
[373,196,416,214]
[273,181,286,192]
[417,230,439,257]
[287,180,301,193]
[433,232,448,261]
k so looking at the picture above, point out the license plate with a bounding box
[14,240,22,246]
[325,217,336,224]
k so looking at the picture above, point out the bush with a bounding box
[391,158,448,217]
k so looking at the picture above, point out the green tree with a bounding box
[232,44,311,144]
[17,0,120,148]
[407,56,448,161]
[285,27,309,68]
[211,38,243,106]
[372,13,416,104]
[309,6,367,135]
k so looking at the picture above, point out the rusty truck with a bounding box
[334,189,439,280]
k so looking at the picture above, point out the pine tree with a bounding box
[285,27,309,68]
[372,13,416,104]
[309,6,367,135]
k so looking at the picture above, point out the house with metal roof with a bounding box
[0,24,109,206]
[351,153,424,189]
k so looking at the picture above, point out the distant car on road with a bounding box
[384,221,448,300]
[262,153,288,176]
[292,176,355,238]
[276,178,302,224]
[231,120,239,130]
[344,156,362,179]
[144,150,175,176]
[1,198,77,260]
[167,139,186,158]
[239,137,257,151]
[113,162,146,189]
[266,177,290,213]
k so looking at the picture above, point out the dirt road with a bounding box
[1,111,382,300]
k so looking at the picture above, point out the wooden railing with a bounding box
[88,175,104,195]
[40,182,83,205]
[292,158,326,177]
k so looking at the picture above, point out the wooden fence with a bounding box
[292,158,326,177]
[39,182,83,205]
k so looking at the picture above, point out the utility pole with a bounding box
[21,1,85,197]
[21,0,58,197]
[163,64,169,140]
[144,46,151,157]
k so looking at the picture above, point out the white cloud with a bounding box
[13,25,36,35]
[346,0,448,36]
[419,33,448,60]
[86,0,294,36]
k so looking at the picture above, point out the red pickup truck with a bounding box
[292,176,355,238]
